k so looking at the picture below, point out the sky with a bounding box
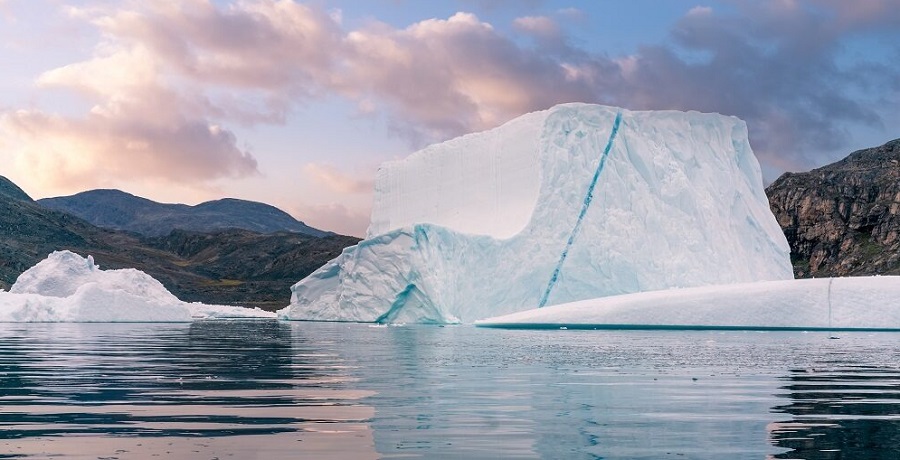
[0,0,898,236]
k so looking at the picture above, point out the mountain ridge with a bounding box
[38,189,330,237]
[0,176,33,202]
[0,177,357,308]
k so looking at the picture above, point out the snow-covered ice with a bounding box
[281,104,792,324]
[475,277,900,330]
[189,303,277,320]
[1,251,275,322]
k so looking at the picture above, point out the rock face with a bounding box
[38,189,329,237]
[766,138,900,277]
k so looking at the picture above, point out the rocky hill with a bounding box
[0,177,125,291]
[141,229,358,307]
[0,177,357,308]
[38,189,329,237]
[766,138,900,277]
[0,176,32,202]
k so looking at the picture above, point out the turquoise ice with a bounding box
[281,104,792,324]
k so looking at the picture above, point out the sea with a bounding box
[2,321,899,459]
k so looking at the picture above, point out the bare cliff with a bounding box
[766,138,900,277]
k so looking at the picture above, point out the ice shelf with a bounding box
[475,277,900,331]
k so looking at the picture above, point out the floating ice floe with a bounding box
[476,277,900,330]
[281,103,792,324]
[1,251,275,322]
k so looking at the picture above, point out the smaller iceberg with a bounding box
[476,277,900,331]
[1,251,274,322]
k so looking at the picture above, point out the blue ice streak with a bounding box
[538,111,623,308]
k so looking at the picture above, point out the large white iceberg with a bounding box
[475,277,900,330]
[281,104,792,324]
[1,251,275,322]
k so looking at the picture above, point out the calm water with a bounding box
[2,322,900,459]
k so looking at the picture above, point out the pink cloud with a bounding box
[293,202,369,237]
[303,163,374,194]
[3,0,898,205]
[339,11,599,142]
[3,105,257,190]
[72,3,600,144]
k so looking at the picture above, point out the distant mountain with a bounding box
[0,177,357,307]
[767,138,900,277]
[38,189,329,237]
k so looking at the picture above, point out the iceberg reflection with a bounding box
[770,365,900,459]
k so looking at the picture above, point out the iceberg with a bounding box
[1,251,275,322]
[475,277,900,331]
[281,104,792,324]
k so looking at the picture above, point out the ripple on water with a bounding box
[0,321,377,459]
[2,323,900,459]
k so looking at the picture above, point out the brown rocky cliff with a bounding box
[766,138,900,277]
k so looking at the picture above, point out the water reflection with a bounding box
[348,327,784,459]
[771,365,900,459]
[360,326,542,458]
[0,322,377,459]
[346,329,900,459]
[5,324,900,459]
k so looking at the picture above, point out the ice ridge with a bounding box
[539,110,623,308]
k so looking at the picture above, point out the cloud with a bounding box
[610,0,900,169]
[87,1,342,95]
[0,4,273,195]
[303,163,374,194]
[293,202,369,237]
[456,0,545,13]
[2,106,257,191]
[40,2,604,146]
[686,6,713,18]
[340,12,604,142]
[556,7,585,22]
[4,0,899,204]
[512,15,559,38]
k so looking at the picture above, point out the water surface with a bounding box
[1,322,899,459]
